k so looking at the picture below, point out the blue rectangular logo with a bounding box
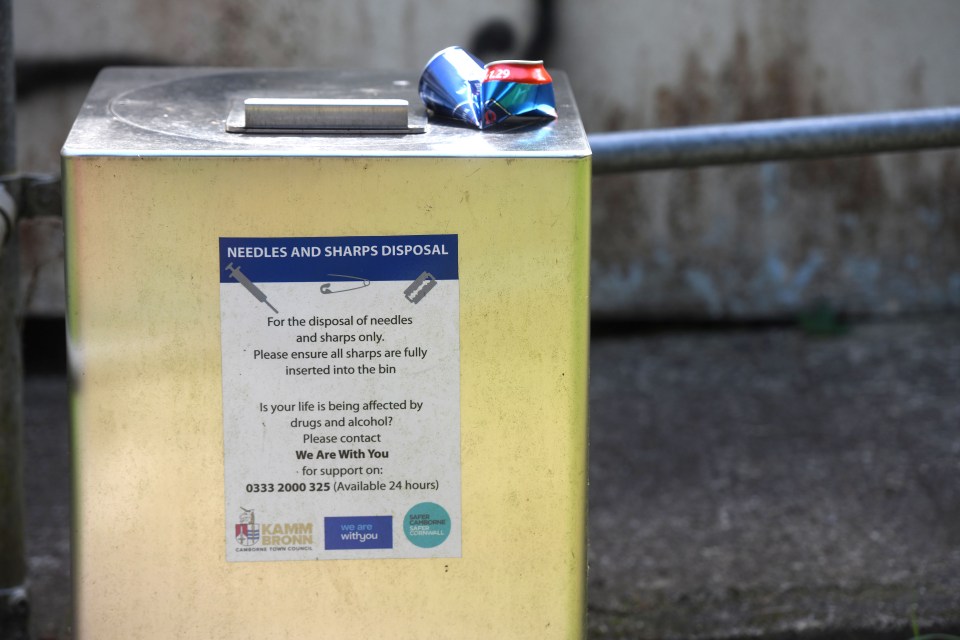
[324,516,393,550]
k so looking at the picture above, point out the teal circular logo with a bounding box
[403,502,451,548]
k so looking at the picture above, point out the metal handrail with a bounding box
[589,107,960,173]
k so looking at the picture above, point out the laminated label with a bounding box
[219,234,460,561]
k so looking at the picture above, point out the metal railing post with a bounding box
[0,0,28,620]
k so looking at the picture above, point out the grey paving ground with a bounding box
[588,319,960,639]
[5,319,960,639]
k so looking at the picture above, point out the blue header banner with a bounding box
[219,234,458,283]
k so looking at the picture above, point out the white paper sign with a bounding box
[219,234,461,561]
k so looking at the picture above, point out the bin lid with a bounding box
[62,68,591,159]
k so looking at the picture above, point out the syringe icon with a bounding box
[225,262,279,314]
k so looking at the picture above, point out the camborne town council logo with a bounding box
[236,507,260,546]
[234,507,315,550]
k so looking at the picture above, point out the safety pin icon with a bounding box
[321,274,371,294]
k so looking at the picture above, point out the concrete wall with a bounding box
[14,0,960,319]
[557,1,960,319]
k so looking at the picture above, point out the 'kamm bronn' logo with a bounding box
[235,507,260,546]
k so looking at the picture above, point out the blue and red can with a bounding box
[480,60,556,128]
[419,46,558,130]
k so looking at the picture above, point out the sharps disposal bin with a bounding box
[62,68,590,638]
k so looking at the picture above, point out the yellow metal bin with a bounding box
[62,68,590,639]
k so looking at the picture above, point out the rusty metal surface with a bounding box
[11,1,960,320]
[557,2,960,319]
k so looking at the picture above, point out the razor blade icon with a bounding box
[404,271,437,304]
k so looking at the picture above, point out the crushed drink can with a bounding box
[480,60,556,128]
[419,47,558,130]
[418,46,485,129]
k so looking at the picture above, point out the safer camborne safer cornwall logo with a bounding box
[235,508,314,548]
